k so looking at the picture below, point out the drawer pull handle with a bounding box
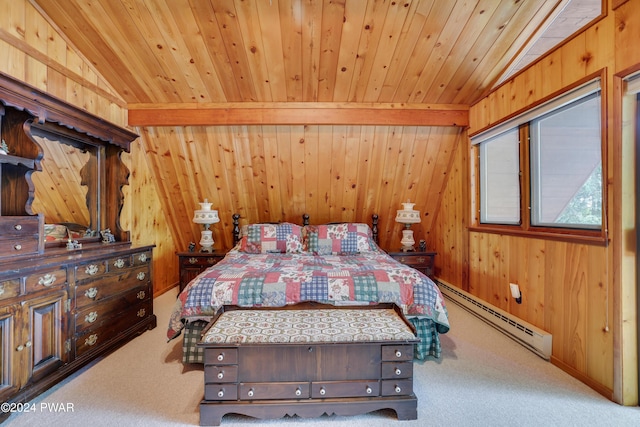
[137,290,146,299]
[38,274,56,287]
[137,309,146,317]
[217,353,224,361]
[217,372,224,380]
[366,386,372,394]
[188,257,198,264]
[295,388,302,396]
[85,287,98,299]
[85,264,99,276]
[14,224,22,231]
[138,253,148,263]
[395,386,402,394]
[137,272,146,281]
[395,368,402,376]
[319,388,326,396]
[217,390,224,398]
[417,257,426,263]
[14,244,22,251]
[395,350,402,358]
[85,312,98,323]
[85,334,98,346]
[247,389,254,397]
[113,259,125,268]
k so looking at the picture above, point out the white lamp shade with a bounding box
[193,199,220,224]
[395,201,421,224]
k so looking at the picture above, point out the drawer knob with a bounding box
[16,344,24,351]
[319,387,326,396]
[417,257,426,263]
[38,274,56,287]
[85,264,99,276]
[136,272,146,281]
[14,224,22,231]
[113,259,125,269]
[137,290,146,299]
[217,372,224,380]
[217,353,224,361]
[395,386,402,394]
[395,368,402,376]
[247,389,254,397]
[85,334,98,346]
[138,253,148,263]
[366,386,372,394]
[85,312,98,323]
[14,244,22,251]
[295,388,302,396]
[137,309,146,318]
[25,341,31,348]
[395,350,402,358]
[188,257,198,264]
[85,287,98,299]
[217,390,224,398]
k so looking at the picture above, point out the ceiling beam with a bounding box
[127,103,469,127]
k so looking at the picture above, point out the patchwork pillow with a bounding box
[239,222,303,253]
[303,223,378,255]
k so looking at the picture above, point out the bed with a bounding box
[167,215,450,363]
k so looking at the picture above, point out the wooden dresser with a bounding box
[0,240,156,409]
[198,302,419,426]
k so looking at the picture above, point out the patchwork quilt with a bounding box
[167,249,450,359]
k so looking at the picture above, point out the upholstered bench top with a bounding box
[201,307,417,344]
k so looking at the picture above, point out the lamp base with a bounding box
[199,229,214,253]
[400,229,415,252]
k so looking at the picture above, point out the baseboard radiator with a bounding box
[437,279,552,360]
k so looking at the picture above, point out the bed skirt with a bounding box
[181,316,442,364]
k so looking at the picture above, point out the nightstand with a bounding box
[177,250,229,292]
[387,250,437,278]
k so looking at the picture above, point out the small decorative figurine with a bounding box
[188,242,196,252]
[419,239,427,252]
[100,229,116,243]
[66,239,82,250]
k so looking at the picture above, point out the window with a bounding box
[472,78,604,242]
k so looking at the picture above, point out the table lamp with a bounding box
[395,200,421,252]
[192,199,220,253]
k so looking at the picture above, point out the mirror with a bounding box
[28,124,102,246]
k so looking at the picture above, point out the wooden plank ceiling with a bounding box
[31,0,590,111]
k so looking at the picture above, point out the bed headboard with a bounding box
[232,214,379,246]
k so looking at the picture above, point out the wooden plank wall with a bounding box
[431,1,639,402]
[135,124,463,296]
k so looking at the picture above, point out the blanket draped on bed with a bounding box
[167,250,450,361]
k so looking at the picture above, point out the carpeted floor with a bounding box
[3,287,639,427]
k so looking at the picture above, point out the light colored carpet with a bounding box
[3,287,639,427]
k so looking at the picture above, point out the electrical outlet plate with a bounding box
[509,283,521,298]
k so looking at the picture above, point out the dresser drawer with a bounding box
[382,344,413,361]
[381,361,413,379]
[74,265,150,308]
[0,216,40,235]
[0,278,20,301]
[204,348,238,365]
[204,384,238,401]
[311,380,379,398]
[25,268,67,293]
[74,299,152,357]
[75,260,108,282]
[0,237,39,256]
[240,382,309,400]
[204,365,239,383]
[381,379,413,396]
[75,284,150,332]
